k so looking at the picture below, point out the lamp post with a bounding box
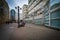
[15,6,21,27]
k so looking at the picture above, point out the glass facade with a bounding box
[44,1,50,26]
[0,3,3,17]
[28,0,60,29]
[50,0,60,28]
[26,20,32,23]
[34,18,43,25]
[28,0,31,4]
[50,0,60,7]
[11,9,15,21]
[44,0,60,28]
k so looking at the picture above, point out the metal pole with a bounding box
[18,6,20,27]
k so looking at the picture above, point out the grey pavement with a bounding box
[0,23,60,40]
[0,23,18,40]
[9,23,60,40]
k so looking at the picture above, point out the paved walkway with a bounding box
[0,23,18,40]
[10,23,60,40]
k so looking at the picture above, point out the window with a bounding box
[0,8,3,17]
[50,0,60,7]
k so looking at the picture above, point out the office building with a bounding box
[22,4,28,19]
[0,0,9,24]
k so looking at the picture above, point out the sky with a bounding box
[6,0,28,20]
[6,0,28,10]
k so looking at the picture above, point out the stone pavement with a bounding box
[0,23,18,40]
[10,23,60,40]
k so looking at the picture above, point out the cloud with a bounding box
[6,0,28,10]
[6,0,28,20]
[6,0,17,10]
[13,0,28,8]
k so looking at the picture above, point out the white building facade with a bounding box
[22,4,28,19]
[26,0,60,29]
[25,0,48,25]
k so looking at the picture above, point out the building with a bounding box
[27,0,60,29]
[10,9,16,22]
[0,0,9,24]
[44,0,60,29]
[26,0,48,25]
[22,4,28,19]
[50,0,60,29]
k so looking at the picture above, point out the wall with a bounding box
[0,0,9,24]
[50,0,60,28]
[44,0,60,29]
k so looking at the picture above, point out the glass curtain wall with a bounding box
[44,0,50,26]
[44,0,60,29]
[50,0,60,28]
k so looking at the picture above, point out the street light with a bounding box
[15,6,22,27]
